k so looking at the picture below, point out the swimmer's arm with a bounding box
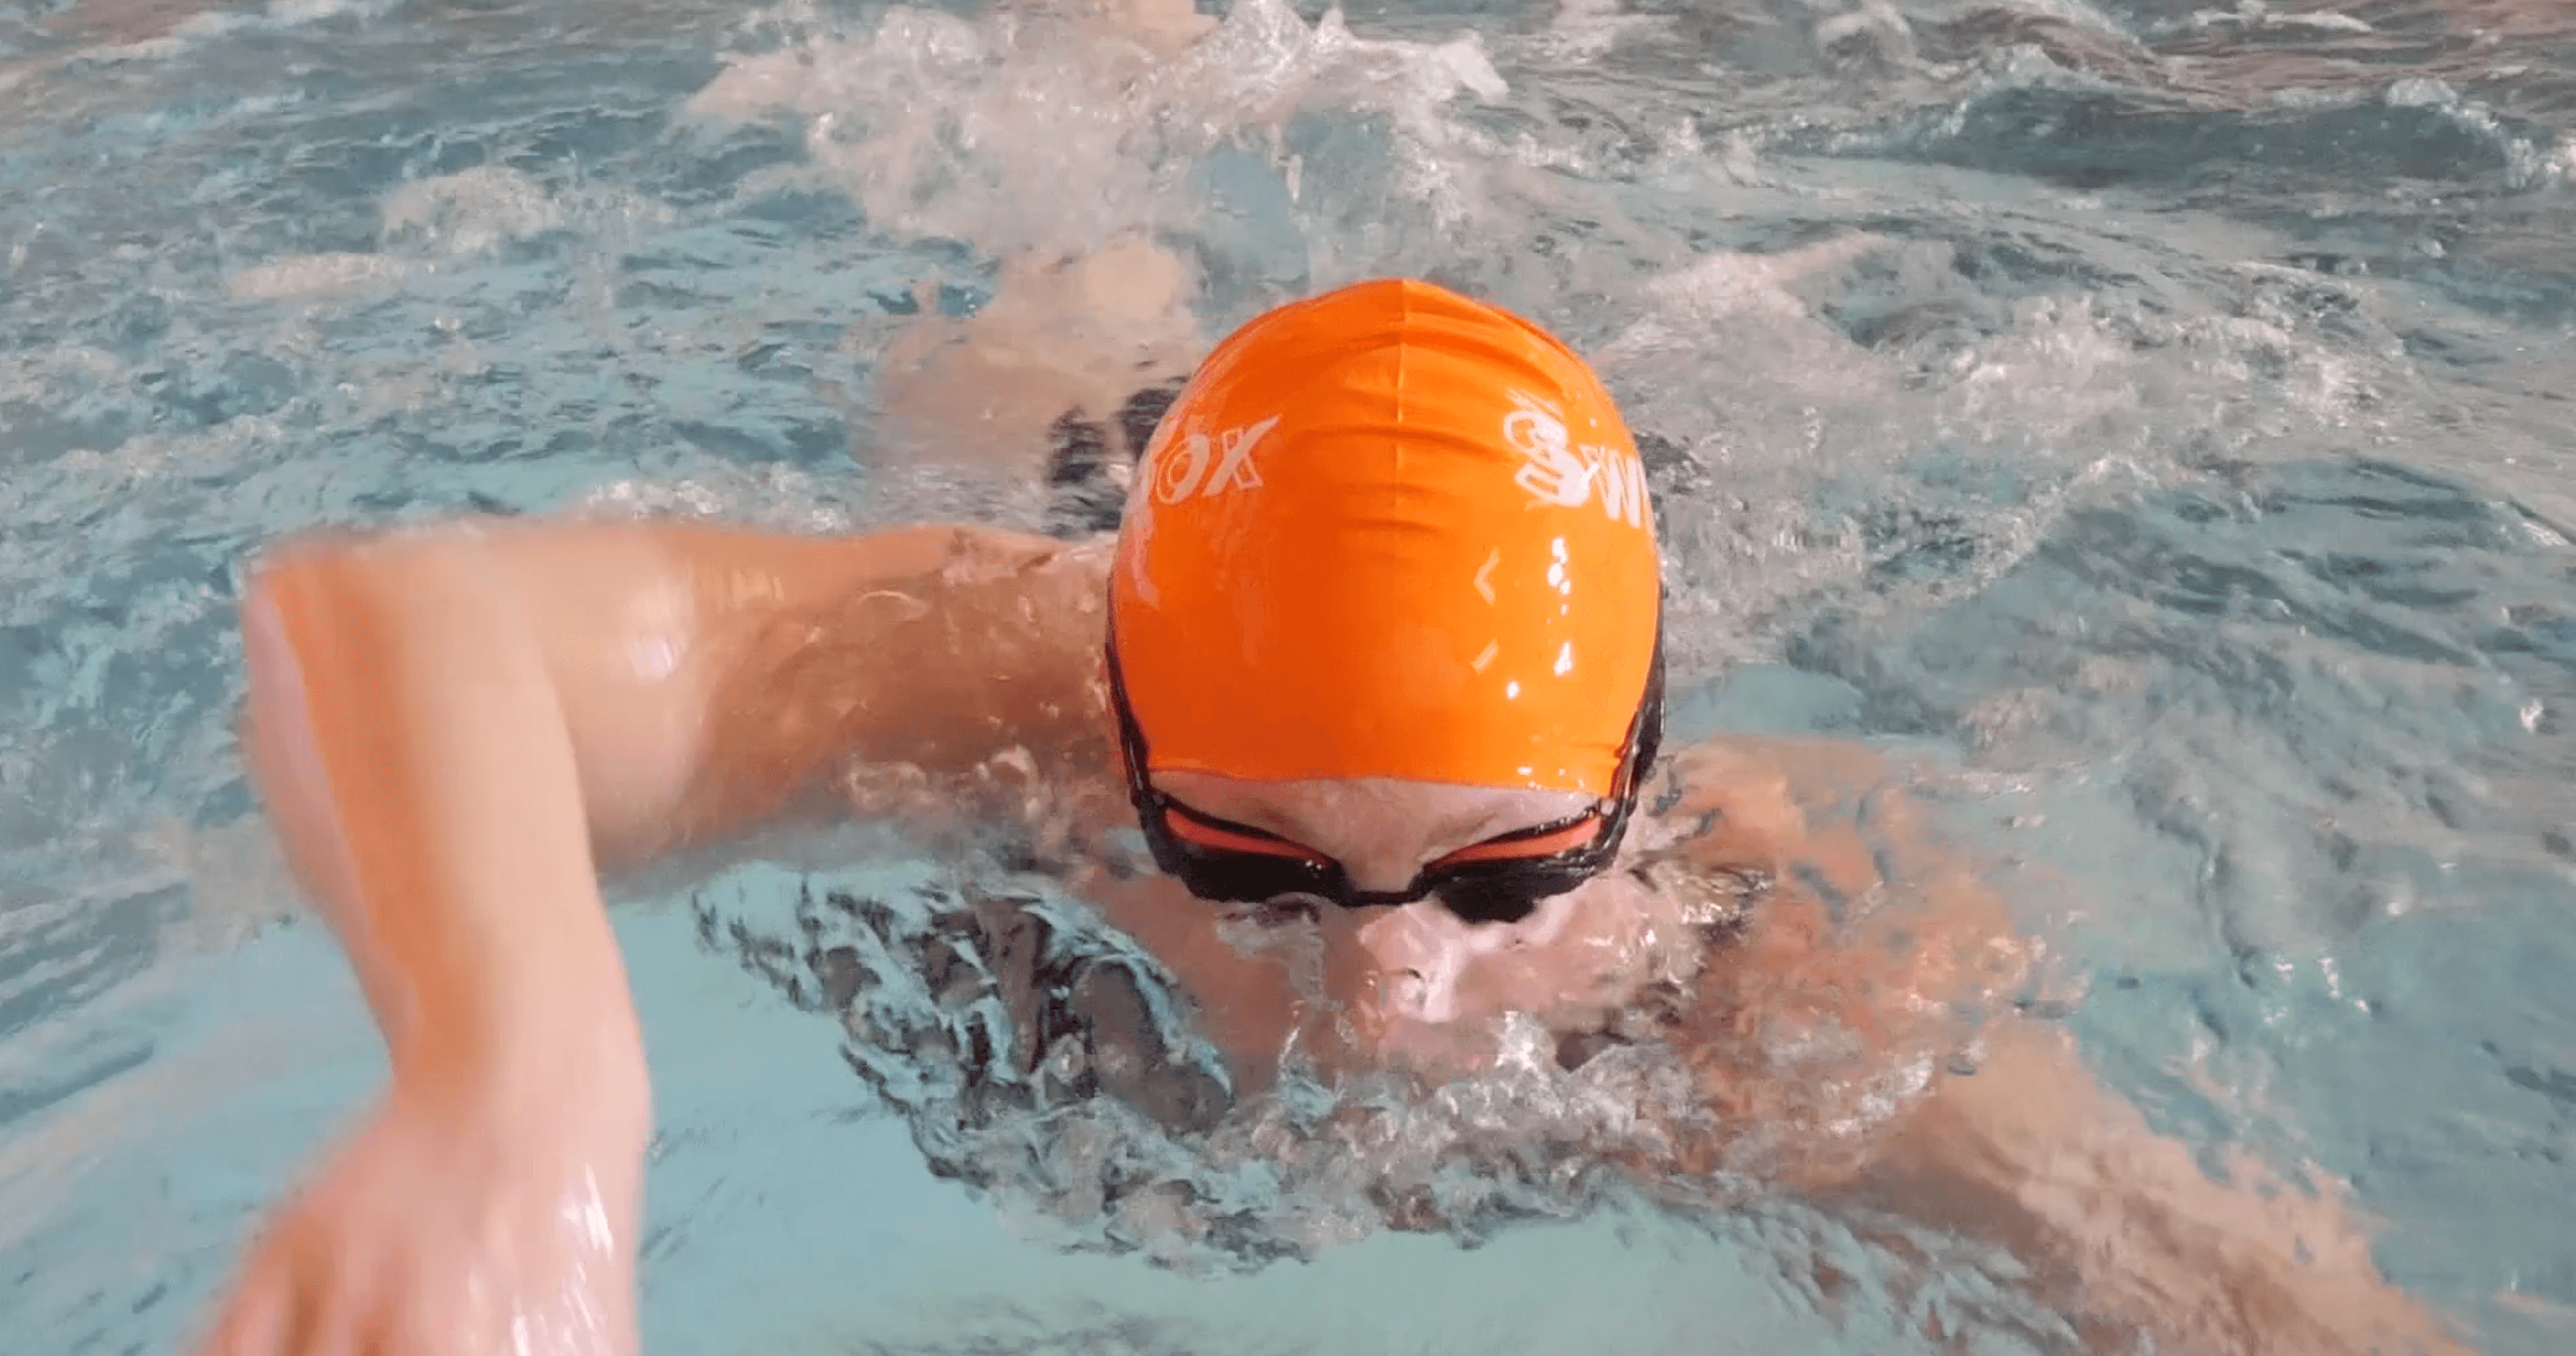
[1861,811,2472,1354]
[237,519,1110,1093]
[1859,1018,2478,1356]
[1661,738,2471,1354]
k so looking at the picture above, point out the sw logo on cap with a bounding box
[1502,391,1648,528]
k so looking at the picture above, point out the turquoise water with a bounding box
[3,0,2573,1351]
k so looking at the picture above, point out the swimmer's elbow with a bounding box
[237,563,370,930]
[238,520,523,709]
[234,518,579,836]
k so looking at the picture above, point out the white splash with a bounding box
[379,165,567,260]
[682,0,1509,258]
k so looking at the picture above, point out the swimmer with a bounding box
[196,277,2477,1356]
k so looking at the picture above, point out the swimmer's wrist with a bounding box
[391,956,653,1135]
[407,1013,653,1151]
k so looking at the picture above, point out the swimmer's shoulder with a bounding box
[1646,732,2010,955]
[1642,732,1899,875]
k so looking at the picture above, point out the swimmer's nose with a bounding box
[1336,845,1425,895]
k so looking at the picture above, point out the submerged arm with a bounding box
[1862,1018,2476,1356]
[1655,736,2471,1356]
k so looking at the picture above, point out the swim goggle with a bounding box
[1104,625,1664,925]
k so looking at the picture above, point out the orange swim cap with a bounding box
[1110,279,1661,796]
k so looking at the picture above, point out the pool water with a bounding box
[3,0,2573,1351]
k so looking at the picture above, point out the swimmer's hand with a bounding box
[193,1040,649,1356]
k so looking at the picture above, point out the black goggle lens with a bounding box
[1144,796,1612,923]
